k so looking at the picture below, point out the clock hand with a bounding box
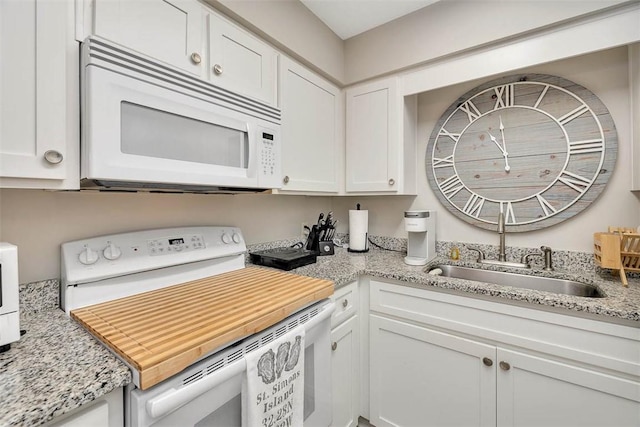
[499,116,511,172]
[487,132,506,155]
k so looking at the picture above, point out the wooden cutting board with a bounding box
[71,266,334,390]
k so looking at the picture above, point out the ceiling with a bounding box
[300,0,440,40]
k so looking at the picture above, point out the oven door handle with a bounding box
[146,300,335,419]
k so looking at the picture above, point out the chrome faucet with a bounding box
[471,212,529,268]
[467,213,554,270]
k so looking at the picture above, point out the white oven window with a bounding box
[120,102,249,168]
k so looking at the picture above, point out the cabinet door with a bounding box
[279,57,342,193]
[94,0,204,75]
[497,348,640,427]
[346,78,399,192]
[370,314,496,427]
[331,315,360,427]
[208,13,277,106]
[0,0,77,187]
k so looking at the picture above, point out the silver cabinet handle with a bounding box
[44,150,63,164]
[342,299,348,308]
[331,342,337,351]
[213,64,223,75]
[190,53,202,64]
[482,357,493,367]
[388,178,395,186]
[499,361,511,371]
[283,176,290,184]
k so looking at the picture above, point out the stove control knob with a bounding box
[232,233,241,244]
[221,233,232,244]
[79,246,99,265]
[103,243,122,260]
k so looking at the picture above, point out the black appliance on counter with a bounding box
[249,247,317,271]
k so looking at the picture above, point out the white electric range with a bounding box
[61,226,333,427]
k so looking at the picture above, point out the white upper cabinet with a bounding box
[0,0,78,189]
[345,77,417,194]
[207,13,277,106]
[92,0,205,76]
[278,57,343,193]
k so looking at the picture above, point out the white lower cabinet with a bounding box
[370,315,496,427]
[332,315,360,427]
[331,282,360,427]
[497,348,640,427]
[369,279,640,427]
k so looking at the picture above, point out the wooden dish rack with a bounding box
[594,227,640,286]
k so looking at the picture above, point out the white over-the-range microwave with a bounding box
[80,37,281,193]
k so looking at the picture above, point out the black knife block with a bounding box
[305,225,334,256]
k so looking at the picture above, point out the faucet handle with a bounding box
[520,251,541,268]
[467,246,486,262]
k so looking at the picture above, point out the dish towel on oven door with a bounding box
[243,328,305,427]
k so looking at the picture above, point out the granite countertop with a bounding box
[0,305,131,426]
[4,244,639,427]
[270,247,640,325]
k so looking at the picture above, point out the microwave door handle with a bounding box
[246,122,257,176]
[145,301,334,420]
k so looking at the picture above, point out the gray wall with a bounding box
[0,190,331,283]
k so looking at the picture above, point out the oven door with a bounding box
[129,300,334,427]
[82,64,280,190]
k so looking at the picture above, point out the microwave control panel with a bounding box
[258,127,281,188]
[261,132,276,176]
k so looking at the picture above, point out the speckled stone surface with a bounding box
[248,244,640,325]
[1,294,131,426]
[19,279,59,315]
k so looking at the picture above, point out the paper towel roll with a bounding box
[349,209,369,252]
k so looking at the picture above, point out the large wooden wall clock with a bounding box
[426,73,617,232]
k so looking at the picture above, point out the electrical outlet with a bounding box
[301,222,310,240]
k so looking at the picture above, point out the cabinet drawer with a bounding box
[331,281,358,328]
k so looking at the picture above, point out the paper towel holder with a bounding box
[348,203,369,253]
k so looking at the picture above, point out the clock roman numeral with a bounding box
[533,85,550,109]
[568,138,604,155]
[558,104,590,125]
[558,171,592,193]
[459,100,481,123]
[438,129,460,142]
[462,194,485,218]
[439,175,464,199]
[500,201,516,224]
[494,84,515,109]
[433,155,454,169]
[536,194,557,217]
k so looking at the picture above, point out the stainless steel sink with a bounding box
[430,265,605,298]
